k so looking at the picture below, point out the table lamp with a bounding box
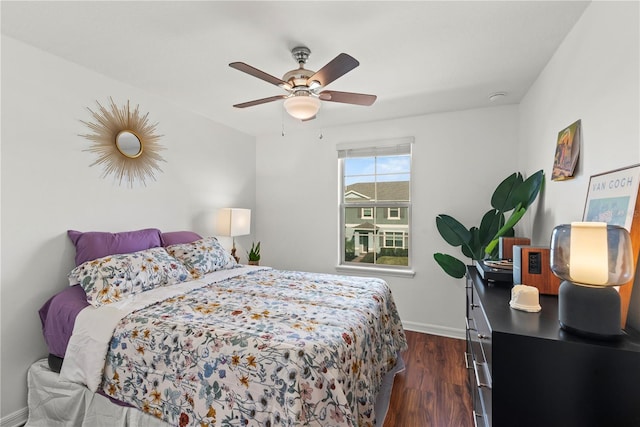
[550,222,634,339]
[216,208,251,263]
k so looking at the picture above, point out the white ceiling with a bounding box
[1,1,590,137]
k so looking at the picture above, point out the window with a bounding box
[383,231,406,248]
[338,138,412,271]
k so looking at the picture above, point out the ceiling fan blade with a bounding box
[233,95,287,109]
[229,62,291,90]
[307,53,359,87]
[319,91,377,106]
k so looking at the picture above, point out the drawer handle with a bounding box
[473,361,492,389]
[466,317,477,331]
[470,303,480,309]
[473,410,483,427]
[464,352,473,369]
[477,333,489,340]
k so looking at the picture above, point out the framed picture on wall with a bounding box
[583,163,640,328]
[551,119,581,181]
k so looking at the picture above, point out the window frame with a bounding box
[336,137,414,277]
[387,207,401,220]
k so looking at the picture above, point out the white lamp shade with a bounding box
[550,222,634,286]
[283,95,321,120]
[216,208,251,237]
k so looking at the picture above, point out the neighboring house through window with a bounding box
[338,137,413,272]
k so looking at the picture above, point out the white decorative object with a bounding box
[509,284,541,312]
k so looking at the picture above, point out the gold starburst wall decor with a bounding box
[80,98,165,187]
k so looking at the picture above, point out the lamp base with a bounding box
[230,247,240,264]
[558,280,622,340]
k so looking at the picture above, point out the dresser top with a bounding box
[468,266,640,350]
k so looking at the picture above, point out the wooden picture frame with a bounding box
[583,164,640,327]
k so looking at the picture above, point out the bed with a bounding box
[29,229,407,427]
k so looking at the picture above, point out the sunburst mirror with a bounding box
[80,98,165,187]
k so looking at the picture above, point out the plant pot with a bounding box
[248,260,259,266]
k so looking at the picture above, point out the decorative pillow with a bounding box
[68,228,162,266]
[166,237,238,278]
[161,231,202,247]
[68,247,191,307]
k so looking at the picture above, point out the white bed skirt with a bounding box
[26,359,170,427]
[26,357,404,427]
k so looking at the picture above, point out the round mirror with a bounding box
[115,130,142,158]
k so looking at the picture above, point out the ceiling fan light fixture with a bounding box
[283,94,321,120]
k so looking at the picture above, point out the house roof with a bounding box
[354,222,379,230]
[345,182,409,201]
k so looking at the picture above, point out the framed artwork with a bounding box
[552,119,581,181]
[583,164,640,327]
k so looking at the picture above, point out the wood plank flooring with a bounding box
[383,330,473,427]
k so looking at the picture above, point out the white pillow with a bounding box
[69,247,192,307]
[166,237,238,279]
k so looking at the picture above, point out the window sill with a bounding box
[335,265,416,278]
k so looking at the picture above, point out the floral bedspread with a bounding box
[100,269,407,427]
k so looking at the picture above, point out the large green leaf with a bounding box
[491,172,523,212]
[514,169,545,208]
[478,209,503,247]
[462,227,482,260]
[434,253,467,279]
[436,214,471,247]
[485,205,527,254]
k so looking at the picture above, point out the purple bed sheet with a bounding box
[38,285,90,358]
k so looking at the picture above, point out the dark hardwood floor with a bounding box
[383,330,473,427]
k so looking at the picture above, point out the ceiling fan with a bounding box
[229,46,377,121]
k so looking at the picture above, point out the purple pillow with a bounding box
[38,285,90,358]
[161,231,202,247]
[68,228,162,266]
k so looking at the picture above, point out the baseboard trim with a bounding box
[1,407,27,427]
[402,320,465,340]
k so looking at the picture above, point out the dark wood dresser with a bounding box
[466,266,640,427]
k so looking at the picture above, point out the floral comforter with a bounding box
[100,269,407,427]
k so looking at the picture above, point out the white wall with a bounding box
[517,1,640,328]
[0,37,257,420]
[256,105,519,336]
[2,0,639,423]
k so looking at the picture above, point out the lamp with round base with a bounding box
[550,222,635,340]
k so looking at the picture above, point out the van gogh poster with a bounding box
[583,164,640,231]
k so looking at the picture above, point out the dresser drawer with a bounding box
[467,330,491,427]
[468,292,493,378]
[466,274,493,426]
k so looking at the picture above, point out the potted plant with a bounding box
[433,170,545,279]
[247,241,261,265]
